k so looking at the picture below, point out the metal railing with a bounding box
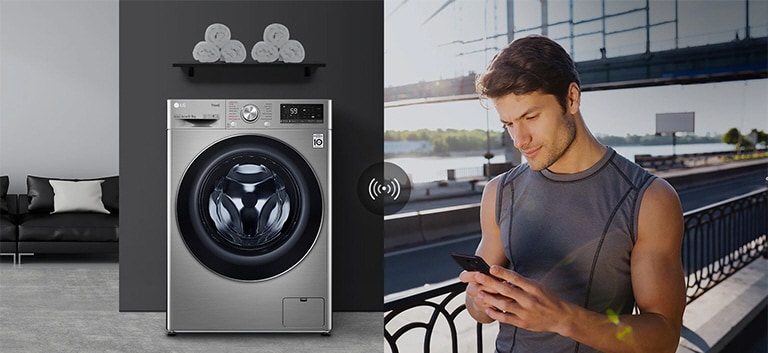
[384,282,481,353]
[384,188,768,353]
[447,167,484,181]
[682,188,767,302]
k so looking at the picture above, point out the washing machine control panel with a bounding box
[227,101,275,127]
[279,104,324,124]
[224,100,328,129]
[169,100,329,130]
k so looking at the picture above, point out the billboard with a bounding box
[656,112,695,134]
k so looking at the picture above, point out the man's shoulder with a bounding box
[499,163,531,184]
[607,149,655,188]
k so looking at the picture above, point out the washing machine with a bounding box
[167,99,331,334]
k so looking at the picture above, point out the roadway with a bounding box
[384,169,768,295]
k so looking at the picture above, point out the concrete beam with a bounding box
[677,258,767,353]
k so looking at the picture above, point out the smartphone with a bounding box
[451,252,494,277]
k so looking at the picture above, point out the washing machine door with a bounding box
[176,135,322,281]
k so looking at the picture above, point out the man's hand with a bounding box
[458,270,505,324]
[467,265,574,335]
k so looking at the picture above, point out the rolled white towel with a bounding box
[192,41,221,63]
[263,23,290,48]
[279,39,305,63]
[205,23,231,48]
[251,41,279,63]
[220,40,247,63]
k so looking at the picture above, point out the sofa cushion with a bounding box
[0,175,8,213]
[18,213,118,242]
[27,175,118,214]
[0,214,16,241]
[49,180,110,214]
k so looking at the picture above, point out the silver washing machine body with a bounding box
[167,99,331,333]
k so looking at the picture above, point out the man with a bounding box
[458,35,686,353]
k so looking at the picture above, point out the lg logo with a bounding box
[312,134,324,149]
[172,102,187,109]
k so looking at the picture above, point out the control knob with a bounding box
[240,104,260,122]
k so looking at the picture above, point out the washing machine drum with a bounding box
[177,135,322,281]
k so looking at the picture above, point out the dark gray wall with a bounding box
[119,0,383,311]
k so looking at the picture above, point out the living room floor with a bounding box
[0,255,382,353]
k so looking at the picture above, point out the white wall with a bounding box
[0,0,119,194]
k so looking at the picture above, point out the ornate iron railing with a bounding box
[383,188,767,353]
[682,188,767,302]
[384,281,479,353]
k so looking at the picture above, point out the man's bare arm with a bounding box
[459,176,510,323]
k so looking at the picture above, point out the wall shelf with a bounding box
[172,62,326,78]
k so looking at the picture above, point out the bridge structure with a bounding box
[384,0,768,106]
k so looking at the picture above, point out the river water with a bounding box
[386,142,734,183]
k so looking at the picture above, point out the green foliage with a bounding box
[432,136,448,153]
[722,128,742,145]
[721,127,767,151]
[384,129,503,153]
[723,151,768,161]
[750,129,768,145]
[384,129,765,155]
[597,134,720,146]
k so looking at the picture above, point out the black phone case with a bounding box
[451,252,492,275]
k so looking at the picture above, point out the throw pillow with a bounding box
[27,175,119,213]
[0,175,8,213]
[49,180,111,214]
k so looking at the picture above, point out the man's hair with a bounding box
[475,35,580,111]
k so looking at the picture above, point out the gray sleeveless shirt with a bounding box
[494,147,655,353]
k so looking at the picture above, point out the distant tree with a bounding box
[432,137,448,153]
[384,131,399,141]
[626,134,641,145]
[749,128,767,147]
[406,132,422,141]
[722,128,743,151]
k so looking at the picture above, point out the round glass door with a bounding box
[176,135,322,281]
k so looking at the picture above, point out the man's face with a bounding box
[494,91,576,171]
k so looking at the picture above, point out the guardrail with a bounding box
[447,163,514,181]
[446,167,484,181]
[384,204,481,250]
[682,188,768,302]
[384,188,768,353]
[634,149,767,170]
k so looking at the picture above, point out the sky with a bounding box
[383,0,768,137]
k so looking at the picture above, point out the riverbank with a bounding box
[397,155,768,205]
[387,143,737,183]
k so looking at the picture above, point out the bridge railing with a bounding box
[634,149,767,170]
[383,188,768,353]
[446,167,484,181]
[682,188,767,301]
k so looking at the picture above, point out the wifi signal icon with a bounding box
[368,178,401,201]
[357,162,411,215]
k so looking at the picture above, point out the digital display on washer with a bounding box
[280,104,324,124]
